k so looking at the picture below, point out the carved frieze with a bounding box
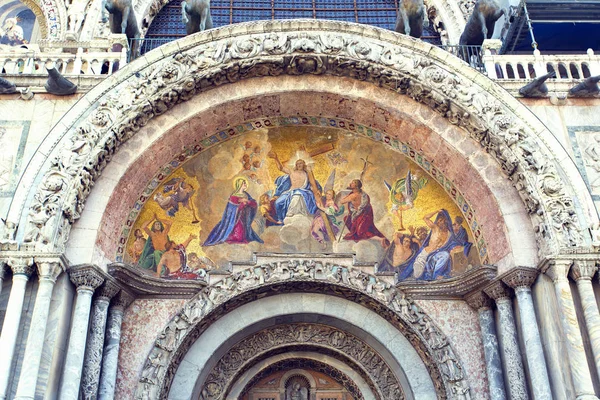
[135,261,471,399]
[18,22,587,262]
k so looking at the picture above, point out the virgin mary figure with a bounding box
[203,177,264,246]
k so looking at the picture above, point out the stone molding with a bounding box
[198,323,401,399]
[570,260,598,281]
[69,264,105,291]
[464,290,494,310]
[136,261,470,399]
[484,281,513,302]
[9,20,595,264]
[502,267,539,290]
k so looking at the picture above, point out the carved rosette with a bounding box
[7,257,35,277]
[484,281,513,303]
[20,21,587,259]
[69,265,105,292]
[569,260,598,281]
[135,262,470,400]
[502,267,539,292]
[465,290,494,310]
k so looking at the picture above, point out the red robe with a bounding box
[343,192,386,241]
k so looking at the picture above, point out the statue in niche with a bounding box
[286,383,308,400]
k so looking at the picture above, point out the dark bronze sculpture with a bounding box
[45,67,77,95]
[459,0,505,45]
[102,0,141,43]
[0,77,17,94]
[182,0,213,35]
[519,71,555,98]
[569,75,600,97]
[395,0,429,39]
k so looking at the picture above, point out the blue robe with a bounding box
[378,239,419,280]
[274,175,321,222]
[203,192,263,246]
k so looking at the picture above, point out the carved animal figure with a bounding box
[45,67,77,95]
[459,0,505,45]
[569,75,600,97]
[0,77,16,94]
[102,0,141,42]
[395,0,429,38]
[182,0,213,35]
[518,71,555,98]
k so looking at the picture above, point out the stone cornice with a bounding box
[484,281,513,302]
[502,267,539,289]
[108,263,206,299]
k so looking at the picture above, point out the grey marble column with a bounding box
[0,257,34,400]
[59,265,104,400]
[0,262,6,298]
[80,280,120,400]
[14,257,65,400]
[570,261,600,382]
[546,260,599,400]
[98,291,134,400]
[485,281,528,400]
[465,291,507,400]
[503,267,552,399]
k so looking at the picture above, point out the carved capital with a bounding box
[570,260,598,281]
[112,290,134,310]
[545,260,572,283]
[484,281,513,302]
[69,265,104,292]
[96,279,120,301]
[35,256,66,283]
[7,256,35,277]
[465,291,494,310]
[502,267,539,289]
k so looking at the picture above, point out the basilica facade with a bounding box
[0,1,600,399]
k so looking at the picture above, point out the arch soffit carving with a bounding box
[12,20,595,262]
[136,262,468,399]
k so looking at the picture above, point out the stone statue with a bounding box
[569,75,600,97]
[45,67,77,95]
[102,0,141,50]
[182,0,213,35]
[0,77,17,94]
[67,0,89,37]
[519,71,555,98]
[287,383,308,400]
[459,0,505,45]
[394,0,429,39]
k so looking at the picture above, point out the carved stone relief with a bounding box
[17,22,589,260]
[135,262,470,399]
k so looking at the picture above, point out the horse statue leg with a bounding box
[199,2,209,31]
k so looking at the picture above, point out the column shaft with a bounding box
[98,307,125,400]
[59,287,95,400]
[515,287,552,399]
[552,275,598,399]
[496,298,528,400]
[0,274,30,400]
[478,307,507,400]
[80,298,110,399]
[576,278,600,380]
[14,278,57,399]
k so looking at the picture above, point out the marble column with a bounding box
[503,267,552,399]
[546,260,599,400]
[465,291,507,400]
[0,262,6,298]
[14,257,65,400]
[98,290,134,400]
[570,261,600,382]
[0,257,34,400]
[484,281,528,400]
[58,265,104,400]
[80,280,120,400]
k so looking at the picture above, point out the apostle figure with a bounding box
[340,179,387,244]
[203,177,263,246]
[269,151,321,222]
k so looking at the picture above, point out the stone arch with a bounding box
[135,262,469,399]
[21,0,65,39]
[9,20,595,268]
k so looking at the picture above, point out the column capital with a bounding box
[112,290,134,310]
[484,280,513,302]
[465,291,494,310]
[545,259,573,283]
[502,267,539,289]
[35,257,66,283]
[570,260,598,281]
[69,265,104,292]
[96,279,120,302]
[7,256,35,277]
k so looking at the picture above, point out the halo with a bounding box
[232,176,248,188]
[287,150,315,168]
